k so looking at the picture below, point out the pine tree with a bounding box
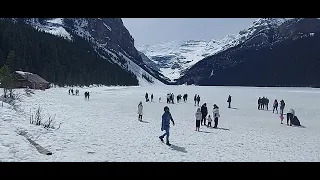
[6,50,15,70]
[0,65,13,98]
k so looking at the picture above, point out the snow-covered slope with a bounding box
[15,18,164,86]
[24,18,72,41]
[177,18,320,86]
[138,18,290,82]
[138,39,233,81]
[2,86,320,161]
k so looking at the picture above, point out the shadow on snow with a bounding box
[170,144,187,153]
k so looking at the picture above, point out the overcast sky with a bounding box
[122,18,258,47]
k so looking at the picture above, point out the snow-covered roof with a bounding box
[15,71,49,84]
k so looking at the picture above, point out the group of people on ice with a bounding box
[68,88,90,100]
[145,93,154,102]
[166,93,175,104]
[166,93,188,104]
[258,97,269,110]
[272,99,285,115]
[257,97,301,126]
[68,88,79,96]
[195,103,220,131]
[194,94,201,106]
[137,90,303,147]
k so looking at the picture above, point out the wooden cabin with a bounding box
[13,71,50,90]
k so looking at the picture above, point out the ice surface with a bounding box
[1,86,320,162]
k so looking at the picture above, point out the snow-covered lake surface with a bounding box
[1,85,320,162]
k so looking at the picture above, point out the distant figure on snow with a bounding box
[145,93,149,102]
[227,95,232,108]
[265,98,269,110]
[196,95,200,106]
[273,99,278,114]
[201,103,208,126]
[194,94,197,106]
[171,93,174,104]
[84,92,90,100]
[261,97,265,110]
[258,97,262,110]
[68,89,71,95]
[280,100,285,115]
[195,108,202,131]
[151,94,154,102]
[279,113,284,124]
[138,101,143,121]
[159,97,161,103]
[183,94,188,102]
[159,106,175,146]
[213,104,220,128]
[207,115,212,127]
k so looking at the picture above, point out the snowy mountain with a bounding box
[177,18,320,87]
[138,39,234,82]
[13,18,167,86]
[138,18,291,82]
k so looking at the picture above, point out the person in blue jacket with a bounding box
[159,106,175,146]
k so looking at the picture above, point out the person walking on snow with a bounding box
[273,99,278,113]
[138,101,143,121]
[151,94,154,102]
[159,106,175,146]
[159,97,161,103]
[195,108,202,131]
[213,104,220,128]
[227,95,232,108]
[145,93,149,102]
[201,103,208,126]
[207,115,213,127]
[194,94,197,106]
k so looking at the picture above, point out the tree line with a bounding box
[0,19,138,87]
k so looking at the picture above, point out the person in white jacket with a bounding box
[138,101,143,121]
[287,108,295,126]
[195,108,202,131]
[213,104,220,128]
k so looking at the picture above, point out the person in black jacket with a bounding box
[201,103,208,126]
[261,97,265,110]
[266,98,269,110]
[227,95,232,108]
[258,97,262,110]
[280,100,285,115]
[196,95,200,106]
